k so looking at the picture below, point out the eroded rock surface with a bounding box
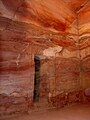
[0,0,90,115]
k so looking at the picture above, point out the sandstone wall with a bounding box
[39,55,81,107]
[0,18,35,114]
[78,1,90,95]
[0,0,89,115]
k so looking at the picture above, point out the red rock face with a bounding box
[63,0,88,11]
[78,1,90,90]
[0,0,90,115]
[0,0,76,33]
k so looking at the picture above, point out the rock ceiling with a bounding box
[0,0,90,53]
[0,0,89,32]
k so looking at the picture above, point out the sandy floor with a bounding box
[1,104,90,120]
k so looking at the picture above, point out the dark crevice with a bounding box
[33,55,40,102]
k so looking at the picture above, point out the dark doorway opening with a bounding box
[33,55,40,102]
